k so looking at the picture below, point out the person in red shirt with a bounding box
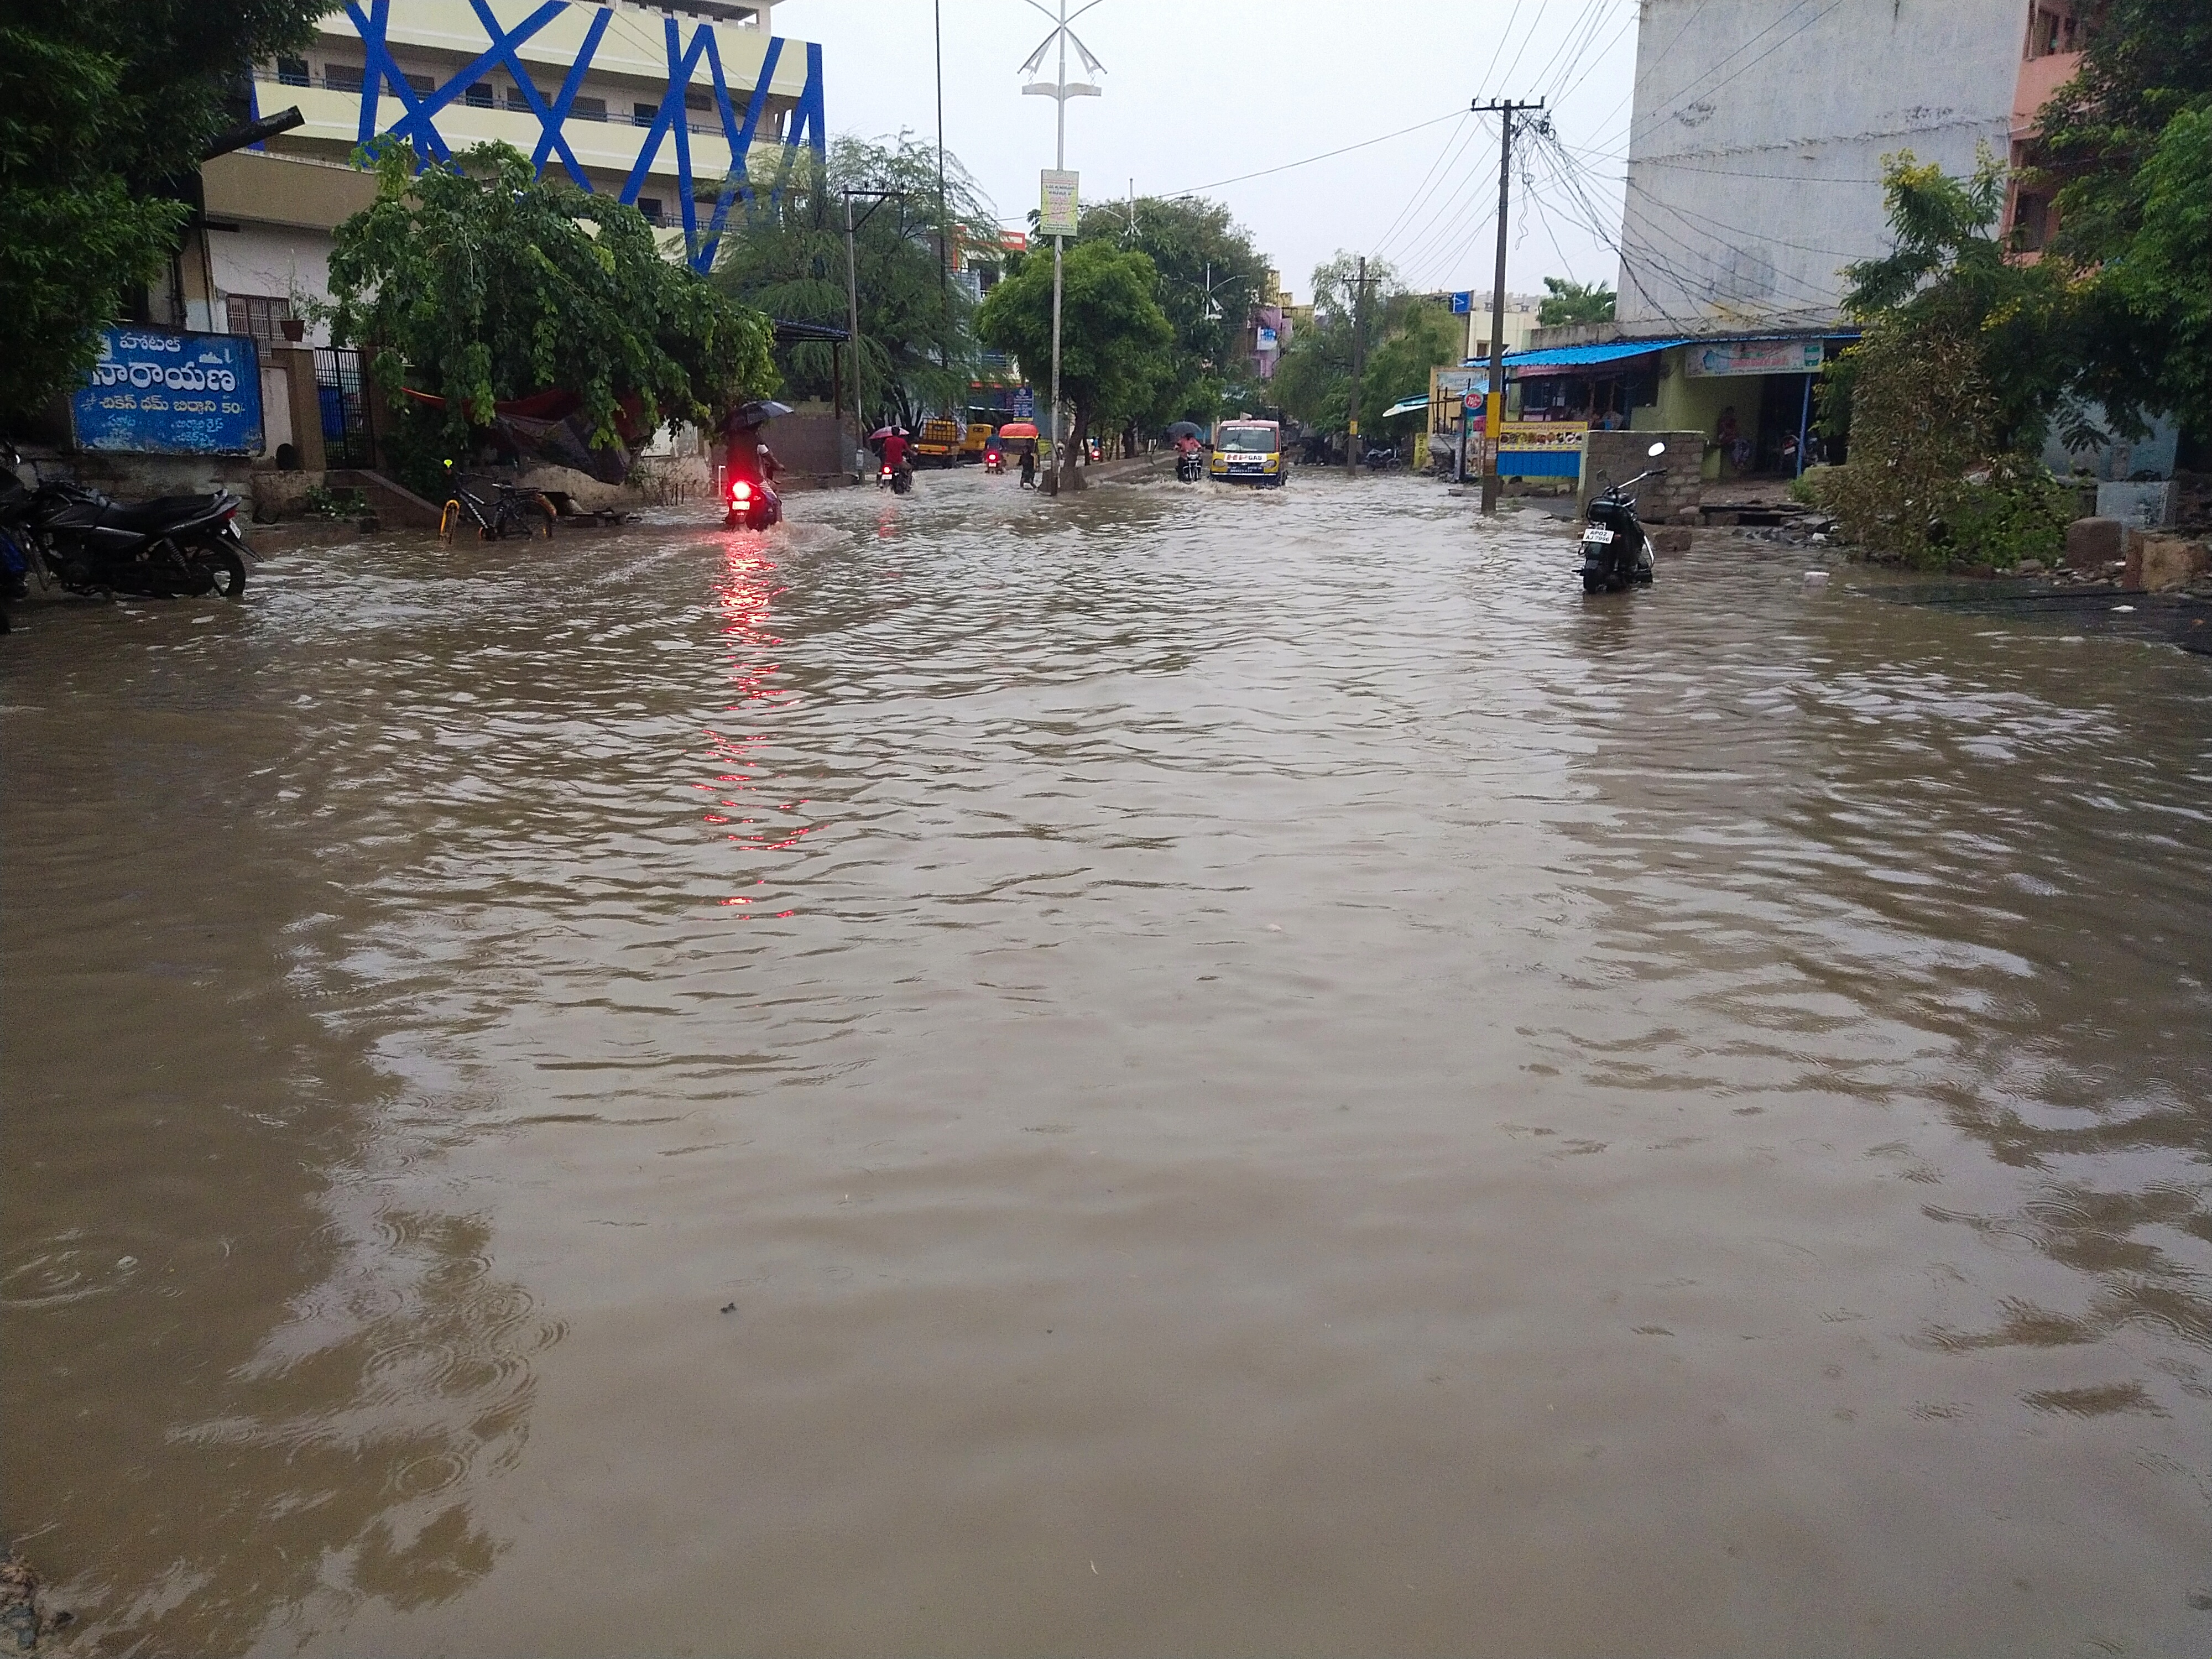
[880,427,910,478]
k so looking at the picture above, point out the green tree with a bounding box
[2037,2,2212,448]
[1834,148,2072,454]
[713,134,999,426]
[1536,276,1615,328]
[0,0,333,422]
[975,239,1173,491]
[1363,303,1463,440]
[1271,252,1404,437]
[326,140,775,494]
[1075,194,1269,429]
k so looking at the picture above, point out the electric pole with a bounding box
[1473,97,1542,515]
[1344,253,1371,477]
[842,187,898,479]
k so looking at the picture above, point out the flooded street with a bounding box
[6,466,2210,1656]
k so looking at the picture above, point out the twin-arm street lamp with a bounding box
[1019,0,1105,495]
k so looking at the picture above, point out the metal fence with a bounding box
[313,348,375,469]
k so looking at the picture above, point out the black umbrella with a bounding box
[732,399,794,425]
[1165,420,1205,439]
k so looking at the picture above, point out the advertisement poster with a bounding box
[1683,338,1824,378]
[1038,169,1080,237]
[71,327,263,455]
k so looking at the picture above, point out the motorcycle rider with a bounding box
[879,425,913,487]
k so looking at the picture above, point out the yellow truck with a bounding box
[914,416,963,468]
[1208,418,1285,486]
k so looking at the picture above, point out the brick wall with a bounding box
[1582,429,1703,521]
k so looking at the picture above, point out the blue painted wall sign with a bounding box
[72,328,264,455]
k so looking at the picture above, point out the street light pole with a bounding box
[1021,0,1105,497]
[844,192,864,477]
[841,187,899,479]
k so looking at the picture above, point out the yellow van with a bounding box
[1209,419,1285,486]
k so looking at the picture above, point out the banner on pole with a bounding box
[1039,170,1080,237]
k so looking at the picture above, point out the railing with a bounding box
[314,348,377,470]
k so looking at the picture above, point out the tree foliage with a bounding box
[0,0,332,422]
[713,134,999,425]
[1837,148,2072,455]
[1536,276,1615,328]
[1364,304,1463,432]
[326,140,775,490]
[1074,194,1270,427]
[1272,253,1459,440]
[975,239,1173,489]
[2034,2,2212,446]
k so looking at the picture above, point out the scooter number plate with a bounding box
[1582,526,1615,545]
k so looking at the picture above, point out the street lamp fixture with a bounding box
[1019,0,1107,495]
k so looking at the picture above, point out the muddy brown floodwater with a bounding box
[4,468,2210,1656]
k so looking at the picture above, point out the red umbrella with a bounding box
[997,421,1039,438]
[869,425,900,441]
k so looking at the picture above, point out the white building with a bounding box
[1611,0,2024,332]
[181,0,823,349]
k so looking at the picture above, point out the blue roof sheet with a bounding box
[1484,338,1693,371]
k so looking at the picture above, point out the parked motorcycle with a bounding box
[724,472,782,531]
[2,443,249,599]
[878,463,913,496]
[1580,441,1667,594]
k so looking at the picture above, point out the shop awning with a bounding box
[1488,338,1693,379]
[1379,394,1432,419]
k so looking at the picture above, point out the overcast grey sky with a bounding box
[771,1,1640,304]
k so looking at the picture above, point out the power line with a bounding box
[1157,109,1467,198]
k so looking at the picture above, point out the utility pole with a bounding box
[1344,255,1379,476]
[1473,97,1541,515]
[842,187,898,478]
[1021,0,1104,497]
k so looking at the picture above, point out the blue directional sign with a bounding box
[1449,291,1473,314]
[71,328,263,455]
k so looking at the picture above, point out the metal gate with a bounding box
[312,347,376,468]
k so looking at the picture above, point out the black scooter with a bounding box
[1580,441,1667,594]
[2,443,249,599]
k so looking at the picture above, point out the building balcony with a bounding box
[2014,49,2080,136]
[253,77,763,190]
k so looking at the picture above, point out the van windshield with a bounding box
[1221,427,1276,452]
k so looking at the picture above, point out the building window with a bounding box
[275,56,310,86]
[405,72,434,95]
[465,80,494,107]
[226,295,294,344]
[634,100,658,127]
[2015,192,2052,251]
[637,197,665,225]
[572,95,607,122]
[324,61,364,92]
[504,85,535,111]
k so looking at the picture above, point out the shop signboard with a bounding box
[1683,338,1824,378]
[71,326,263,455]
[1038,170,1080,237]
[1499,420,1586,479]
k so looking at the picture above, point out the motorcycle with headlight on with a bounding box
[1579,441,1667,594]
